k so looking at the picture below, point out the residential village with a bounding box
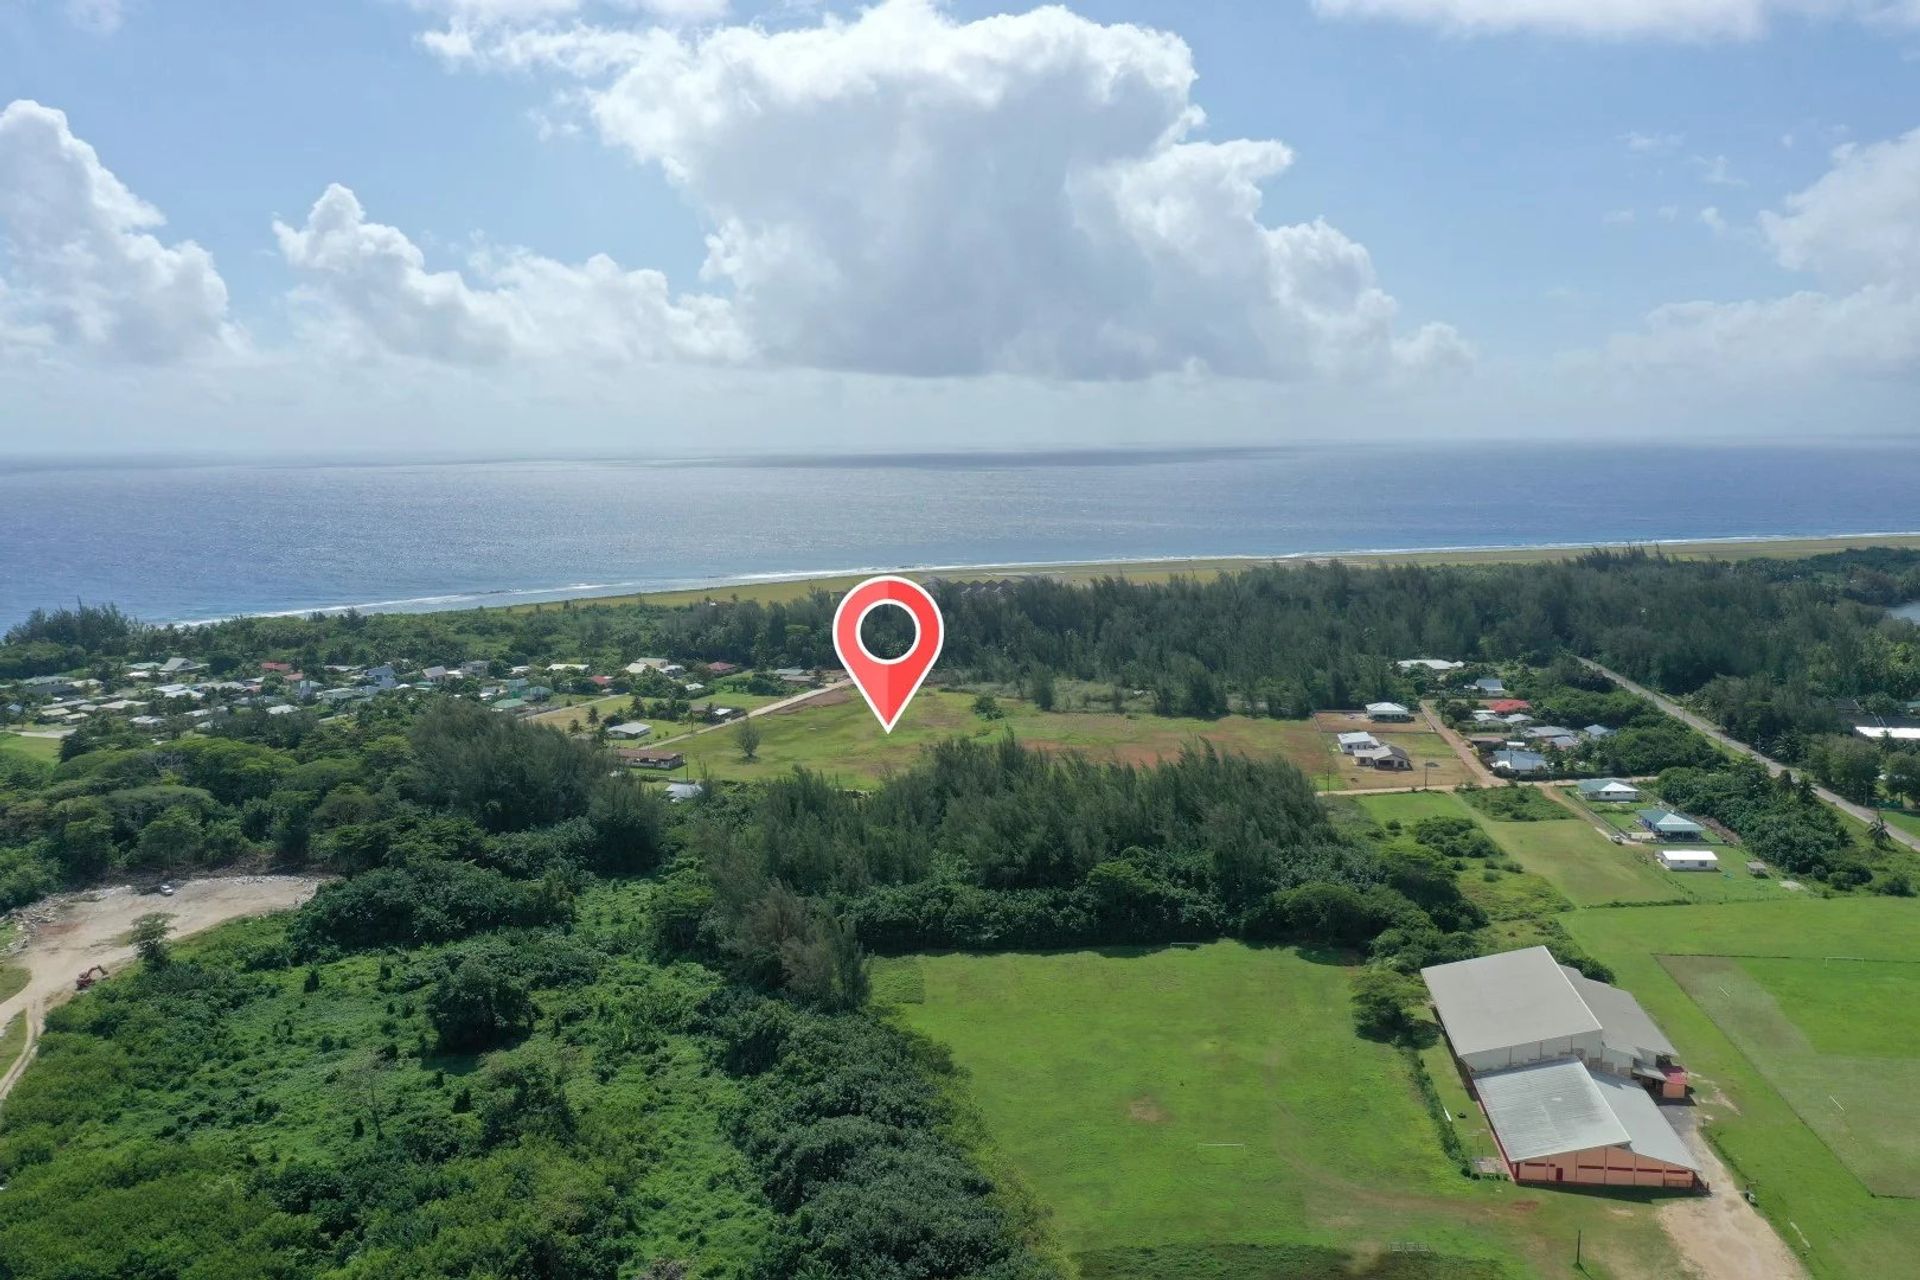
[0,650,843,800]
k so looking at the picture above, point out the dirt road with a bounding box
[0,875,322,1103]
[1659,1110,1807,1280]
[1420,700,1500,785]
[1576,658,1920,856]
[653,679,854,747]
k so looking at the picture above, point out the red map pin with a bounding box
[833,575,944,734]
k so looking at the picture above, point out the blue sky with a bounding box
[0,0,1916,454]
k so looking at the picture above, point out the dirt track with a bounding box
[0,876,323,1102]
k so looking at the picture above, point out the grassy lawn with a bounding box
[0,734,61,763]
[673,689,1355,787]
[1881,809,1920,842]
[0,966,27,1005]
[1354,791,1680,908]
[529,689,791,735]
[884,943,1684,1280]
[1588,803,1731,848]
[1565,899,1920,1280]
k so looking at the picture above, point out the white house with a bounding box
[1658,849,1720,872]
[1577,779,1642,803]
[1336,730,1381,754]
[607,722,653,740]
[1397,658,1463,672]
[1365,701,1414,722]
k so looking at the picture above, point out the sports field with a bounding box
[884,943,1684,1280]
[671,688,1368,787]
[1665,955,1920,1198]
[1566,899,1920,1279]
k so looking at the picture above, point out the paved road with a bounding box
[1576,657,1920,856]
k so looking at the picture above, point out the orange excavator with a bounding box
[75,965,108,991]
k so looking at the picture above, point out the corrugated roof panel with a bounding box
[1421,947,1601,1057]
[1477,1059,1630,1161]
[1560,967,1679,1060]
[1589,1071,1700,1172]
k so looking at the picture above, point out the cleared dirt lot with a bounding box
[0,876,323,1102]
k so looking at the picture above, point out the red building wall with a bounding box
[1510,1145,1700,1190]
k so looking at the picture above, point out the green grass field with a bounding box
[0,966,28,1005]
[884,943,1683,1280]
[1882,809,1920,842]
[672,689,1353,786]
[0,734,60,763]
[1354,791,1681,907]
[1566,899,1920,1279]
[1664,955,1920,1198]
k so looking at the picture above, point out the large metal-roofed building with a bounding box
[1422,947,1701,1190]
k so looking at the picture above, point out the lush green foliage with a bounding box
[1656,760,1870,884]
[651,739,1482,990]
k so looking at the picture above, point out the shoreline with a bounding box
[153,529,1920,626]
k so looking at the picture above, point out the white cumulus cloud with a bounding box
[1601,128,1920,378]
[0,99,236,363]
[274,183,748,365]
[427,0,1463,381]
[1313,0,1919,40]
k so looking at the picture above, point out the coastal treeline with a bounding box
[10,547,1920,735]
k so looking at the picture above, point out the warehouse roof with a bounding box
[1421,947,1599,1058]
[1559,966,1677,1059]
[1589,1071,1700,1172]
[1476,1059,1699,1171]
[1476,1059,1628,1161]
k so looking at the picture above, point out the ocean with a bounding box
[3,441,1917,630]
